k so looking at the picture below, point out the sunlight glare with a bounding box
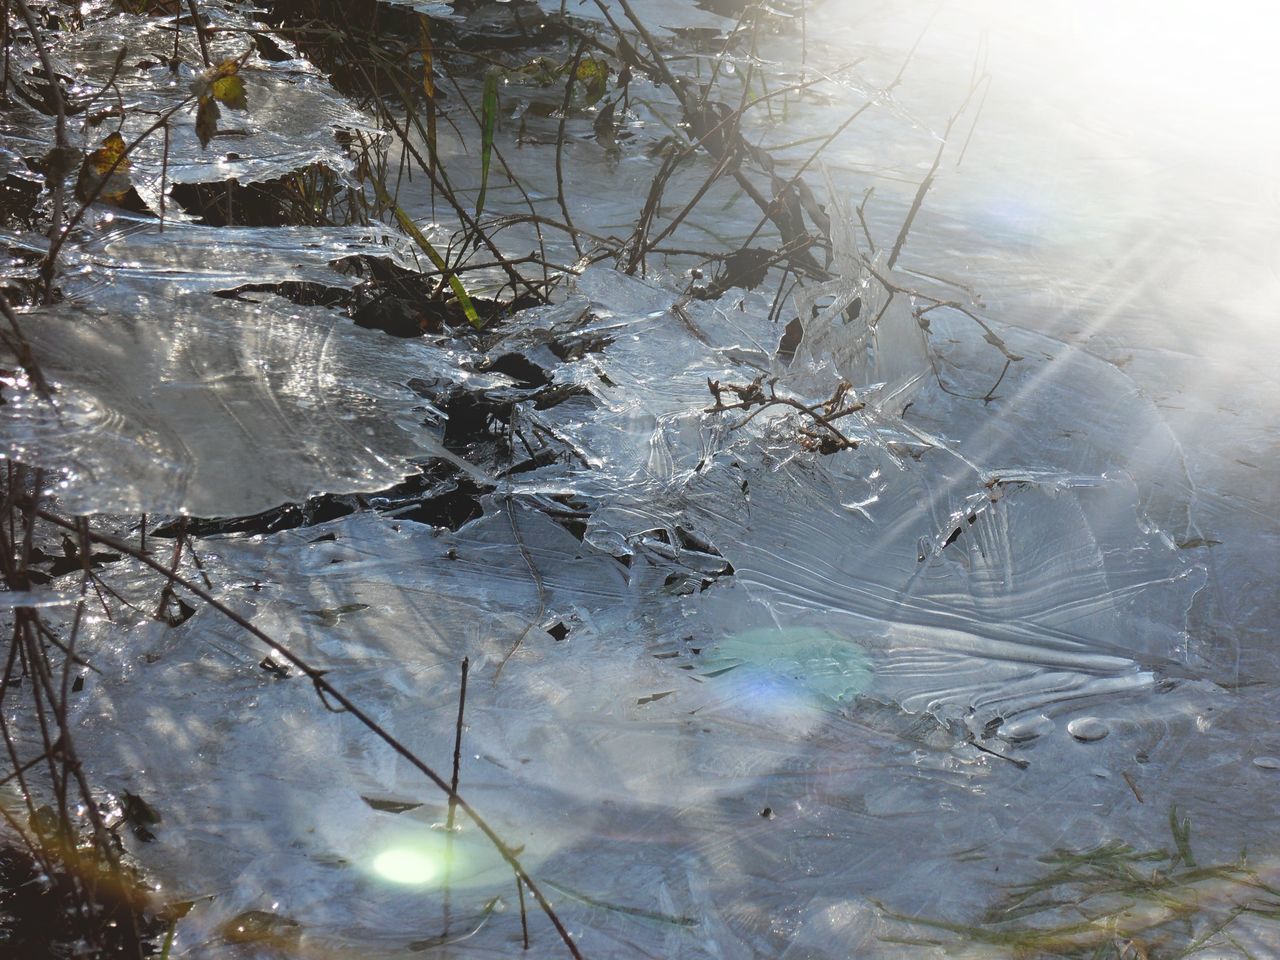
[370,842,447,887]
[980,2,1280,155]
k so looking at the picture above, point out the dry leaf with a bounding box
[191,53,250,149]
[75,131,131,204]
[575,57,610,105]
[195,98,220,148]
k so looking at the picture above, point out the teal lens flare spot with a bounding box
[704,627,873,704]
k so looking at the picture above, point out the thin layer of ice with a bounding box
[18,232,1212,958]
[53,496,1226,959]
[790,169,930,410]
[11,0,378,191]
[59,214,413,301]
[0,292,459,516]
[1,1,458,518]
[504,269,1203,733]
[5,0,1274,955]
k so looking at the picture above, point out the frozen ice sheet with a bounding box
[23,250,1228,957]
[59,214,413,301]
[13,0,378,190]
[3,0,1273,950]
[0,292,455,516]
[498,268,1206,733]
[55,500,1245,960]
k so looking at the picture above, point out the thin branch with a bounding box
[42,98,195,300]
[182,0,211,66]
[12,0,68,241]
[887,73,986,270]
[554,40,589,259]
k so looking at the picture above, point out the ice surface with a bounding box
[510,270,1206,734]
[0,291,458,516]
[790,169,930,410]
[57,483,1233,959]
[59,215,414,301]
[1,2,443,516]
[4,0,1277,956]
[10,0,379,190]
[45,255,1224,958]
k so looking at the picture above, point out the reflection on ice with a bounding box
[371,844,442,886]
[0,291,454,515]
[702,627,873,706]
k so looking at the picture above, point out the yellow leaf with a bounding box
[75,132,132,204]
[192,55,250,110]
[211,74,247,110]
[211,57,241,79]
[92,131,128,170]
[574,57,610,105]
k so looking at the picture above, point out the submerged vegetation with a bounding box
[881,809,1280,959]
[0,0,1274,957]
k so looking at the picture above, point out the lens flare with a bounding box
[370,843,445,886]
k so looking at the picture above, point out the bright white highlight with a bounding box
[371,846,442,886]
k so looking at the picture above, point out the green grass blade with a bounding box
[368,178,483,329]
[476,66,500,218]
[158,916,178,960]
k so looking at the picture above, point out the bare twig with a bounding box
[705,375,864,452]
[183,0,211,66]
[0,291,55,400]
[42,99,195,301]
[441,655,469,936]
[447,656,469,831]
[887,73,987,270]
[12,0,68,242]
[554,40,589,259]
[494,497,545,682]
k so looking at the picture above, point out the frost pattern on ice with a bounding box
[510,265,1204,733]
[3,1,1252,952]
[1,291,459,516]
[61,215,414,301]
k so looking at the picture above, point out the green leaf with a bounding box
[476,66,501,218]
[191,56,250,109]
